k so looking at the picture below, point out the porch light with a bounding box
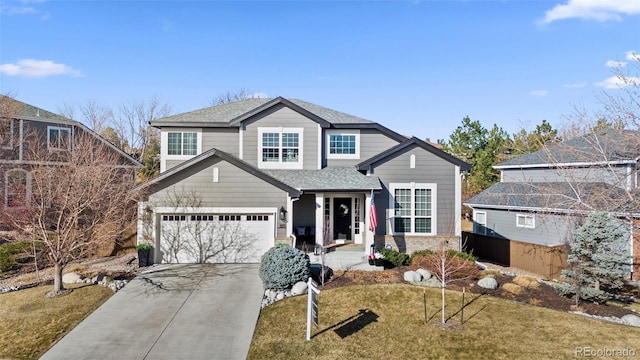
[279,206,287,222]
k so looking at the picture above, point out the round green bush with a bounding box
[259,245,310,290]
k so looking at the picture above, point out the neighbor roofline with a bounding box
[463,203,640,218]
[494,159,639,169]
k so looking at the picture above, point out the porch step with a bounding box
[308,245,382,271]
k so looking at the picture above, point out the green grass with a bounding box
[0,283,113,360]
[248,284,640,360]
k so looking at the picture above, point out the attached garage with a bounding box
[158,209,276,264]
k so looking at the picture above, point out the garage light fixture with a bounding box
[279,206,287,222]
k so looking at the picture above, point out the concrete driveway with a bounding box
[41,263,263,360]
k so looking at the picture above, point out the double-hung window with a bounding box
[516,214,535,228]
[5,169,29,209]
[48,126,71,150]
[390,183,436,235]
[258,127,303,169]
[326,129,360,159]
[167,132,198,156]
[1,119,14,149]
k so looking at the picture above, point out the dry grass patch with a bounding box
[502,283,523,295]
[479,269,500,278]
[248,284,640,360]
[0,283,113,359]
[513,275,540,289]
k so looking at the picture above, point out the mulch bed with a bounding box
[320,266,638,319]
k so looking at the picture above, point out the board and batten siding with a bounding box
[202,128,240,155]
[325,129,400,168]
[242,106,319,170]
[478,208,574,247]
[501,166,631,187]
[148,157,289,238]
[370,145,457,236]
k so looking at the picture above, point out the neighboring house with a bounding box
[137,97,470,264]
[465,130,640,279]
[0,96,142,228]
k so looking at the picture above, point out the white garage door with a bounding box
[159,212,275,263]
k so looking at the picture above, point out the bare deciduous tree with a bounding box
[209,88,267,106]
[59,99,114,134]
[0,128,139,297]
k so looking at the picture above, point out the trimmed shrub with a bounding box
[0,241,33,273]
[410,249,435,263]
[446,249,477,262]
[259,245,310,290]
[379,248,410,268]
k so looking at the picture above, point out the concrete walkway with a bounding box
[41,264,263,360]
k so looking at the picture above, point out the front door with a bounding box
[333,198,352,241]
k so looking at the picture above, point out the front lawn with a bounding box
[248,284,640,360]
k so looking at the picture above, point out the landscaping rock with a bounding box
[62,272,83,284]
[621,314,640,327]
[291,281,308,296]
[416,268,431,280]
[478,277,498,289]
[404,270,422,283]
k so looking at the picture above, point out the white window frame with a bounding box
[389,182,437,235]
[161,129,202,171]
[474,210,487,235]
[257,127,304,169]
[47,126,71,151]
[516,214,535,229]
[1,118,14,150]
[4,168,29,209]
[326,129,360,160]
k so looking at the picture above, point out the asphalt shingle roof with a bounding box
[465,181,635,213]
[496,130,640,168]
[150,97,374,126]
[263,167,381,191]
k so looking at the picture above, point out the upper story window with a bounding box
[48,126,71,150]
[258,127,303,169]
[0,118,14,149]
[516,214,535,229]
[390,182,436,235]
[168,132,198,156]
[5,169,29,209]
[326,129,360,159]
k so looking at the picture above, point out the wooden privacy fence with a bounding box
[462,231,567,279]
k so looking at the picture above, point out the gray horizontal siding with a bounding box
[243,106,319,169]
[501,166,631,187]
[477,209,574,246]
[326,128,400,167]
[371,144,457,236]
[149,158,289,237]
[202,128,239,155]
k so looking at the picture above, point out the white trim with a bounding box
[160,128,202,172]
[473,210,487,235]
[257,127,304,169]
[365,191,374,254]
[46,126,72,151]
[315,193,325,246]
[239,124,244,160]
[389,182,437,235]
[516,214,535,228]
[317,124,322,169]
[455,165,462,236]
[326,129,360,160]
[154,206,277,214]
[18,119,23,161]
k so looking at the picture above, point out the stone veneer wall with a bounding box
[375,235,460,255]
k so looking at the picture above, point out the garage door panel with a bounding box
[160,213,274,264]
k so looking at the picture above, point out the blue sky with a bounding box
[1,0,638,142]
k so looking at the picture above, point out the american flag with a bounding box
[369,190,378,232]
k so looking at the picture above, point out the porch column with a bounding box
[365,191,374,255]
[286,195,295,240]
[315,193,324,247]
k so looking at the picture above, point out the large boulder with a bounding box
[621,314,640,327]
[404,270,422,283]
[291,281,308,296]
[416,268,431,280]
[62,272,83,284]
[478,277,498,289]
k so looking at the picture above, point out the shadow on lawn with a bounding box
[445,293,486,324]
[315,309,379,338]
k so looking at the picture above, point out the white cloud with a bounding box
[563,82,587,88]
[530,90,549,97]
[540,0,640,24]
[626,51,639,61]
[596,75,640,89]
[605,60,627,68]
[0,59,83,78]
